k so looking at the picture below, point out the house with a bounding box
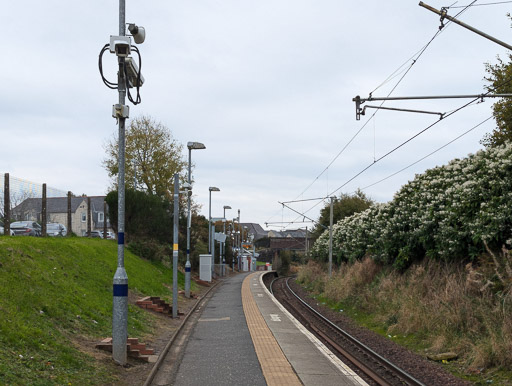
[240,223,268,241]
[12,196,112,237]
[268,229,307,239]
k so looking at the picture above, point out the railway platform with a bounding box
[162,271,367,386]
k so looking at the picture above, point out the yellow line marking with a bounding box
[242,273,302,386]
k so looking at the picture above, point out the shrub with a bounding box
[298,257,512,371]
[312,142,512,267]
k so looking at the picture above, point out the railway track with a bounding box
[269,275,426,386]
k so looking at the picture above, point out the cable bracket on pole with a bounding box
[352,93,512,121]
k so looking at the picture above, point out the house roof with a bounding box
[240,223,268,240]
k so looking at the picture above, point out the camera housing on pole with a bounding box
[109,36,131,57]
[128,23,146,44]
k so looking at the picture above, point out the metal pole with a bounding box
[172,174,179,318]
[355,93,512,103]
[41,184,47,236]
[305,226,308,260]
[419,1,512,51]
[238,210,241,271]
[87,196,92,237]
[185,148,192,298]
[4,173,9,235]
[208,191,211,254]
[328,197,333,277]
[223,209,227,276]
[241,225,244,271]
[67,191,72,236]
[231,222,235,273]
[103,201,108,239]
[113,0,128,365]
[211,223,215,278]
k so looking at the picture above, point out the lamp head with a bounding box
[223,205,232,210]
[187,141,206,150]
[209,186,220,192]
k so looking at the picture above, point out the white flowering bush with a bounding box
[312,142,512,268]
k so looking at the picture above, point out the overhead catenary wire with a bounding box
[292,3,465,203]
[328,95,489,197]
[279,73,512,228]
[359,115,493,191]
[267,0,479,229]
[444,0,512,8]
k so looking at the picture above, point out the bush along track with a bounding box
[313,142,512,268]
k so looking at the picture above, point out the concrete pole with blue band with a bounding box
[112,0,128,365]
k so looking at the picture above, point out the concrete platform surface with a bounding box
[248,272,367,386]
[169,272,367,386]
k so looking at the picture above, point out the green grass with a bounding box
[0,236,191,385]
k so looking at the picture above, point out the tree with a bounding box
[482,46,512,147]
[311,189,373,240]
[104,115,187,197]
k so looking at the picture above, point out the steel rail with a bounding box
[282,277,426,386]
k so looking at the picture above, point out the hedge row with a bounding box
[312,142,512,268]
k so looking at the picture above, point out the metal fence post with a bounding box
[67,191,72,236]
[42,184,47,236]
[4,173,10,235]
[103,201,108,239]
[87,196,92,237]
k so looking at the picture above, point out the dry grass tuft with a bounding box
[300,249,512,371]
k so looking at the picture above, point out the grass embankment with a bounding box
[297,258,512,385]
[0,236,187,385]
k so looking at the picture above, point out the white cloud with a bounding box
[1,0,509,228]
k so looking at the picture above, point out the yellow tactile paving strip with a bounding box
[242,273,302,386]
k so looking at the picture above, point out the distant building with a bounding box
[12,196,112,237]
[240,223,268,241]
[268,229,307,239]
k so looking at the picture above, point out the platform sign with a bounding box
[215,232,227,242]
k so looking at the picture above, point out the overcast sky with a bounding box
[2,1,511,229]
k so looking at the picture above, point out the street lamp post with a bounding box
[232,218,237,272]
[185,142,205,298]
[237,210,241,271]
[208,187,220,254]
[222,205,231,275]
[208,187,220,278]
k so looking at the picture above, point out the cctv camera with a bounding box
[125,57,144,88]
[110,36,131,57]
[128,23,145,44]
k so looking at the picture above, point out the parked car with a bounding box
[106,231,116,240]
[0,226,15,236]
[90,230,103,238]
[10,221,42,236]
[46,223,67,237]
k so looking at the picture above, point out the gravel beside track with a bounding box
[264,274,470,386]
